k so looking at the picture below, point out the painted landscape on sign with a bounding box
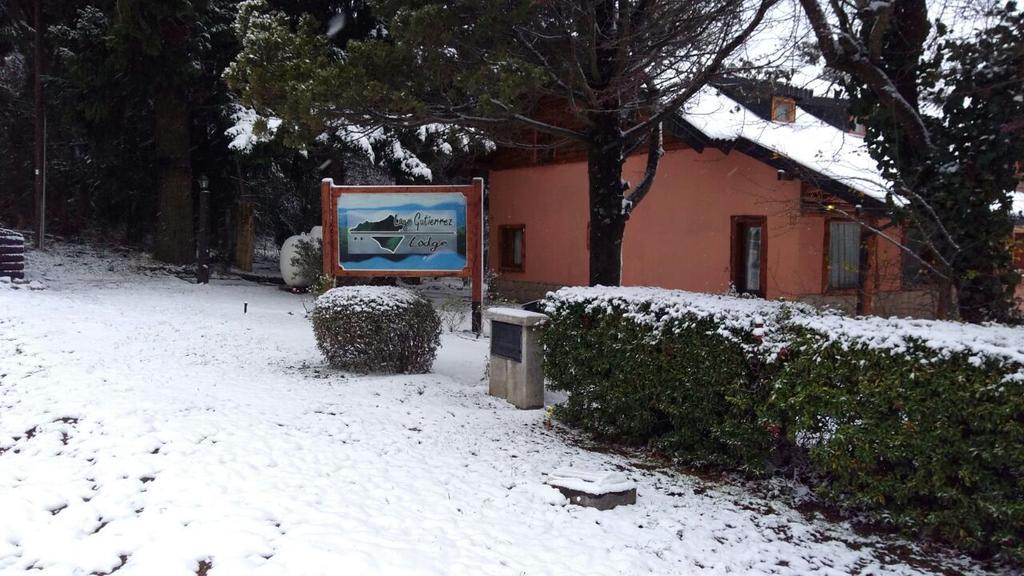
[338,193,468,271]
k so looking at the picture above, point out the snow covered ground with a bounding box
[0,243,1002,575]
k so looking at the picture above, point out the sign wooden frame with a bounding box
[321,178,485,332]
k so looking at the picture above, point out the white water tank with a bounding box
[279,226,326,288]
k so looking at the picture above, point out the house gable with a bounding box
[487,82,888,214]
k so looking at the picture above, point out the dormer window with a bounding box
[771,96,796,123]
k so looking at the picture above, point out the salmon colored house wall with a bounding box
[489,147,909,305]
[489,160,590,288]
[618,149,819,299]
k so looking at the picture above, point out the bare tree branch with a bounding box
[824,203,951,281]
[797,0,933,149]
[623,120,664,215]
[622,0,780,141]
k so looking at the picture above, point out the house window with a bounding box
[828,221,861,290]
[771,96,796,123]
[731,216,767,296]
[500,225,525,272]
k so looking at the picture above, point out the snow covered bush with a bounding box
[542,287,806,472]
[543,286,1024,561]
[771,317,1024,561]
[311,286,441,374]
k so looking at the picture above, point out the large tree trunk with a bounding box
[153,89,194,264]
[234,201,255,272]
[232,159,254,271]
[587,118,627,286]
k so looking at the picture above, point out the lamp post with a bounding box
[197,174,210,284]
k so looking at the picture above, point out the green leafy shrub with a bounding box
[291,237,323,284]
[311,286,441,373]
[542,288,801,472]
[772,319,1024,561]
[308,274,333,297]
[543,286,1024,562]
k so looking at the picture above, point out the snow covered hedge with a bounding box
[311,286,441,374]
[543,286,1024,560]
[773,316,1024,560]
[542,287,810,472]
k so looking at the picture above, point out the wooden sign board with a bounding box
[321,178,485,332]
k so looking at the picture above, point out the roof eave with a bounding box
[731,138,889,213]
[671,116,889,213]
[665,117,709,153]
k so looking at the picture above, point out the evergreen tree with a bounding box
[800,0,1024,322]
[47,4,158,240]
[109,0,199,263]
[4,0,375,260]
[226,0,781,286]
[225,0,490,188]
[0,0,43,230]
[43,1,242,261]
[929,5,1024,321]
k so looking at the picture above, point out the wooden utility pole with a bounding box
[33,0,45,249]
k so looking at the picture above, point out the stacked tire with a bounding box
[0,229,25,280]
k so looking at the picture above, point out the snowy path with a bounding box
[0,246,993,575]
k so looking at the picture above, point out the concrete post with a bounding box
[485,307,548,410]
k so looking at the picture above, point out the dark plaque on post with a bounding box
[491,321,522,362]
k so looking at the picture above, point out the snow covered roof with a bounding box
[675,86,891,207]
